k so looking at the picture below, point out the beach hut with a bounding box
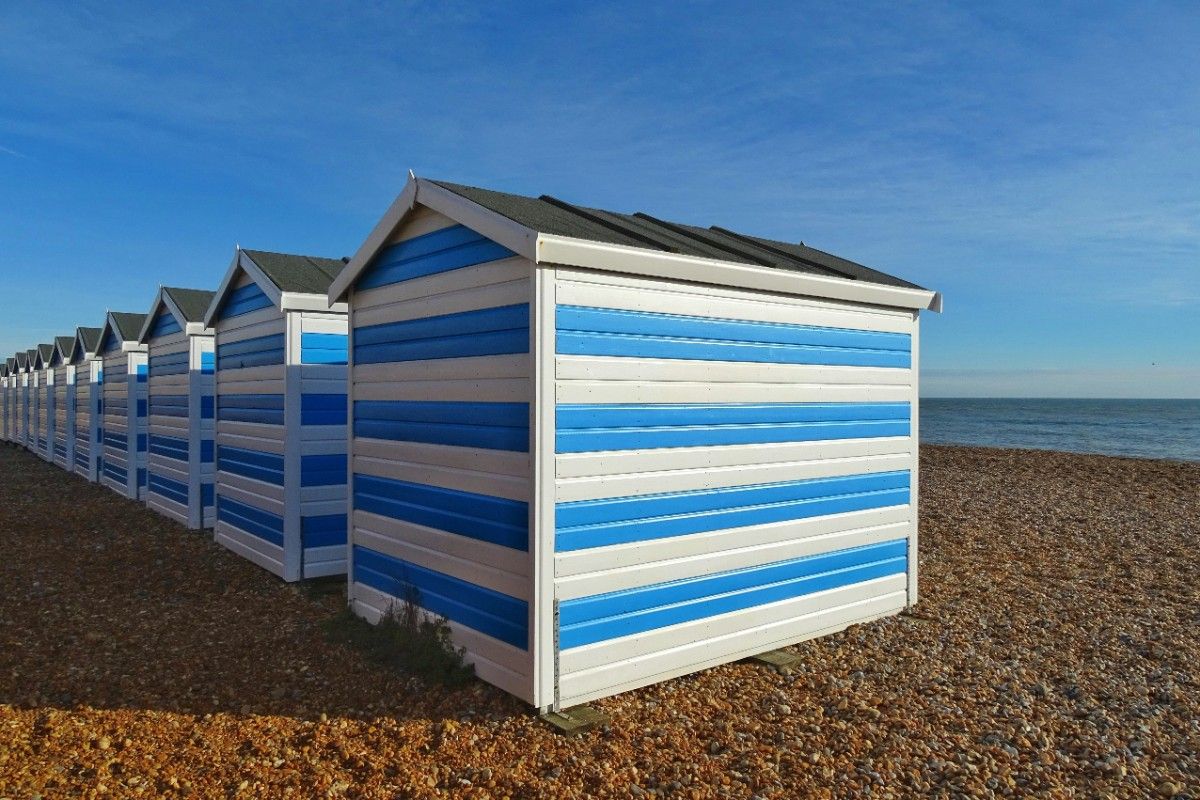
[98,312,149,500]
[17,351,33,449]
[33,343,56,462]
[50,336,77,470]
[328,176,942,709]
[202,248,349,581]
[70,327,104,481]
[0,360,9,444]
[136,286,217,529]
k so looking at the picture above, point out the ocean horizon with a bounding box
[919,397,1200,462]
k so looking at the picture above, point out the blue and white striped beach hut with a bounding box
[50,336,77,470]
[17,351,34,449]
[97,312,149,500]
[0,359,10,444]
[329,176,942,709]
[69,327,104,481]
[33,343,56,462]
[202,249,349,581]
[136,287,217,529]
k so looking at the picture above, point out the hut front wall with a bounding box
[213,274,291,576]
[101,347,148,499]
[549,266,919,707]
[53,363,73,469]
[72,357,99,479]
[34,369,51,459]
[347,206,535,701]
[291,310,349,578]
[19,372,30,448]
[146,310,216,528]
[0,376,7,442]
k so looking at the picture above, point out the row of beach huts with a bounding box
[0,176,940,711]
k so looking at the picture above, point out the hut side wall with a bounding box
[346,207,536,701]
[72,356,100,480]
[19,371,30,448]
[213,274,292,576]
[146,309,216,529]
[548,266,919,706]
[290,310,349,578]
[34,368,51,460]
[101,344,149,500]
[53,362,73,469]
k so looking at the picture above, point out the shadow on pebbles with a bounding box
[0,444,1197,798]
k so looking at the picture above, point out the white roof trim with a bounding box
[136,288,215,344]
[202,249,285,328]
[329,177,940,312]
[535,235,942,312]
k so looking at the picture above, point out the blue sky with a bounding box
[1,1,1197,397]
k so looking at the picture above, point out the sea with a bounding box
[920,398,1200,462]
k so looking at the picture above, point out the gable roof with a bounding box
[137,286,217,343]
[331,176,941,312]
[5,357,15,374]
[242,250,346,294]
[164,287,217,323]
[72,327,103,362]
[99,312,149,354]
[202,247,348,327]
[16,351,30,370]
[52,336,76,364]
[35,343,55,368]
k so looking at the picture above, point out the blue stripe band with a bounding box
[301,393,347,426]
[218,495,284,546]
[149,351,189,377]
[353,545,528,648]
[357,224,515,290]
[148,472,188,505]
[217,393,284,425]
[559,539,908,648]
[300,333,347,365]
[354,400,529,452]
[216,333,285,371]
[556,402,910,452]
[556,305,911,368]
[148,311,182,339]
[149,434,188,461]
[556,471,911,551]
[354,473,528,551]
[302,514,347,548]
[218,445,284,485]
[300,453,347,487]
[353,303,529,365]
[218,282,274,320]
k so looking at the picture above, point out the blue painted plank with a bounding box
[300,453,347,487]
[149,395,188,417]
[148,472,189,505]
[557,471,912,551]
[302,514,347,548]
[357,224,516,290]
[149,350,189,377]
[149,434,188,461]
[354,400,529,452]
[559,539,908,648]
[217,495,284,546]
[301,393,347,426]
[218,445,284,485]
[200,351,215,374]
[217,282,274,320]
[201,483,215,507]
[353,545,527,649]
[300,333,347,365]
[201,395,214,419]
[353,304,528,365]
[354,473,528,551]
[148,310,182,339]
[216,394,284,425]
[556,402,910,452]
[216,333,285,371]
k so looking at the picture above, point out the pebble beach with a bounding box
[0,443,1197,798]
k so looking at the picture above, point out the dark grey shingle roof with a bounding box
[36,343,55,366]
[76,327,102,355]
[110,312,147,342]
[163,287,217,323]
[17,352,30,369]
[54,336,75,362]
[431,180,924,291]
[242,250,346,295]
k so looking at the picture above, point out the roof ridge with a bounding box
[539,196,678,253]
